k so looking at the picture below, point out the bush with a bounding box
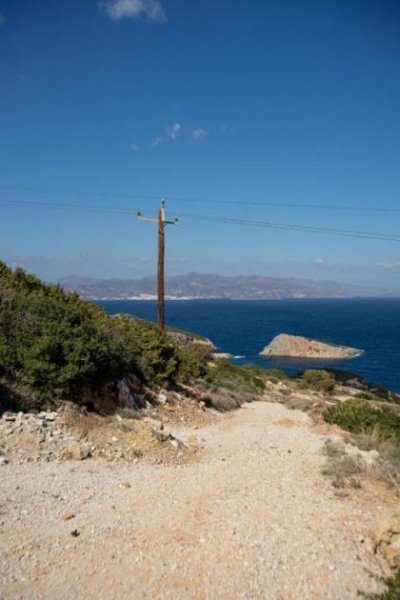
[262,369,288,381]
[174,343,209,381]
[202,387,244,412]
[205,361,265,395]
[242,365,287,382]
[0,262,208,411]
[354,391,377,401]
[300,369,335,392]
[324,400,400,446]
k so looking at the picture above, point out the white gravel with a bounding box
[0,401,395,599]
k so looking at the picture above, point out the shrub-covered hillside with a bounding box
[0,262,206,412]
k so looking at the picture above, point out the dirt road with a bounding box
[0,401,395,599]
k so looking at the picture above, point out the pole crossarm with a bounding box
[136,200,179,330]
[137,214,158,224]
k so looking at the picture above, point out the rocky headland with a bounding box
[260,334,363,359]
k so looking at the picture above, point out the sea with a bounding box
[97,298,400,393]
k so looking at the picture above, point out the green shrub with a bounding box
[241,365,287,381]
[202,387,244,412]
[262,368,288,381]
[174,343,209,381]
[205,361,265,395]
[354,391,376,401]
[324,400,400,446]
[300,369,335,392]
[0,261,207,411]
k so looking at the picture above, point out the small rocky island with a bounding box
[260,333,363,359]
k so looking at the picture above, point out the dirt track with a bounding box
[0,401,396,599]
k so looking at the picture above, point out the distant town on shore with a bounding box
[59,272,397,301]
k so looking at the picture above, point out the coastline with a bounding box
[89,295,400,302]
[95,298,400,393]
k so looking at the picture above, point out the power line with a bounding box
[180,213,400,241]
[0,183,399,213]
[0,198,399,242]
[0,199,140,214]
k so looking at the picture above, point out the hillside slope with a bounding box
[0,262,206,412]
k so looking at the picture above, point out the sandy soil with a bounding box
[0,401,397,599]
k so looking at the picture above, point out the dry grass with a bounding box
[343,433,400,494]
[321,437,400,495]
[321,439,366,490]
[372,445,400,494]
[280,393,326,420]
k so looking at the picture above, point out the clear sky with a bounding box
[0,0,399,290]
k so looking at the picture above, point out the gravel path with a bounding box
[0,401,395,599]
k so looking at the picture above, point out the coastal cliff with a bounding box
[260,333,362,359]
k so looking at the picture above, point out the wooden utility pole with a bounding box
[157,202,165,329]
[137,200,178,330]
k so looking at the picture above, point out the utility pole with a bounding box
[137,200,178,330]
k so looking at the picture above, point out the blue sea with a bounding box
[97,298,400,393]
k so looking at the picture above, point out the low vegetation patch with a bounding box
[193,361,267,412]
[322,439,365,490]
[324,400,400,446]
[202,387,245,412]
[204,360,265,396]
[299,369,336,392]
[324,401,400,492]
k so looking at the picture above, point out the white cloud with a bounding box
[151,123,181,147]
[151,135,164,147]
[192,128,208,141]
[166,122,181,140]
[101,0,166,23]
[313,259,400,274]
[376,263,400,272]
[151,122,210,147]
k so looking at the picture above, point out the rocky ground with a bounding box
[1,385,400,599]
[0,388,214,467]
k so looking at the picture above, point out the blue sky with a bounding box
[0,0,399,289]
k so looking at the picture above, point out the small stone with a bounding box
[143,417,162,430]
[70,529,80,537]
[157,391,167,404]
[65,441,91,461]
[0,456,8,466]
[118,481,131,489]
[60,512,75,522]
[45,413,57,422]
[3,411,16,422]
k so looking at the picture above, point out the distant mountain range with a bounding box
[58,273,393,300]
